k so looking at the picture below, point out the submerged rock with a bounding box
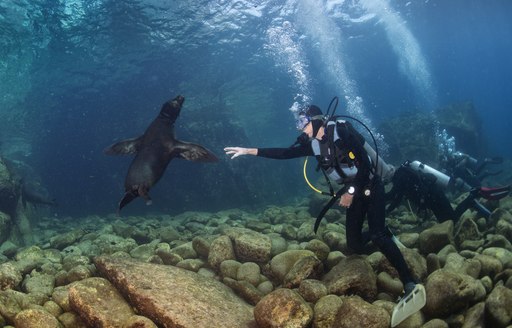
[253,288,313,328]
[13,308,62,328]
[323,255,378,301]
[424,269,486,317]
[334,295,390,328]
[94,256,255,328]
[68,277,136,327]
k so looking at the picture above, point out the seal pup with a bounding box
[104,95,218,213]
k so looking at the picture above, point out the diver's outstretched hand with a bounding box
[224,147,257,159]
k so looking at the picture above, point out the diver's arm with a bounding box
[224,147,258,159]
[257,144,313,159]
[224,143,313,160]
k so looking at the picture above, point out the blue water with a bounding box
[1,0,511,217]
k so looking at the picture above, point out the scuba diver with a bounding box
[440,150,504,190]
[225,100,424,326]
[386,160,510,222]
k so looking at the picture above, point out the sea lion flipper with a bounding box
[104,137,143,156]
[174,142,218,162]
[118,191,138,214]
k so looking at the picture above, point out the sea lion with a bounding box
[104,95,218,213]
[21,179,58,207]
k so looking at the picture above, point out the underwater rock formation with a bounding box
[379,101,486,166]
[0,195,510,326]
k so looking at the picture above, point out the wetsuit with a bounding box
[258,121,416,287]
[386,164,476,222]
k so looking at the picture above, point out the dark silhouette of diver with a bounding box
[386,160,510,222]
[440,151,504,190]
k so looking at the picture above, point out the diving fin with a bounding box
[472,199,492,219]
[479,185,510,200]
[387,227,406,249]
[391,284,426,327]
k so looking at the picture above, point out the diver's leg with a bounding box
[426,188,456,222]
[368,180,415,289]
[345,197,366,253]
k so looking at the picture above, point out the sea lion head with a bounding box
[159,95,185,121]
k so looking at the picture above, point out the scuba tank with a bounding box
[363,142,395,183]
[407,160,451,190]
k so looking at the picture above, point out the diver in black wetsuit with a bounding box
[224,104,417,296]
[386,160,510,222]
[440,151,504,189]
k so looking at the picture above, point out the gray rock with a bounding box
[269,250,316,282]
[58,311,88,328]
[49,229,86,250]
[257,280,274,295]
[333,295,390,328]
[269,235,287,257]
[22,273,55,296]
[323,256,378,301]
[482,247,512,267]
[92,234,137,254]
[236,262,261,286]
[313,294,343,328]
[94,256,256,328]
[223,277,263,306]
[123,315,158,328]
[461,302,485,328]
[14,308,62,328]
[424,269,486,318]
[158,226,180,242]
[191,236,211,259]
[175,259,204,272]
[62,255,90,271]
[305,239,330,262]
[130,243,157,260]
[419,221,454,255]
[298,279,327,303]
[227,228,272,263]
[421,318,449,328]
[220,259,241,280]
[474,253,503,278]
[69,277,134,327]
[254,288,313,328]
[296,222,316,242]
[443,253,481,278]
[170,242,197,259]
[376,271,403,297]
[485,284,512,328]
[0,262,22,290]
[454,217,481,246]
[155,248,182,265]
[283,255,322,288]
[208,235,235,270]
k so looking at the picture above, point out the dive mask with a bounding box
[296,114,311,130]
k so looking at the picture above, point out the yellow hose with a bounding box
[303,157,324,194]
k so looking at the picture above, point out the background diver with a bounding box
[440,150,504,190]
[385,160,510,222]
[224,101,423,325]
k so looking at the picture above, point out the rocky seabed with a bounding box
[0,197,512,328]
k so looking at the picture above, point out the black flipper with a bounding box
[118,191,138,215]
[472,199,492,218]
[174,141,218,162]
[104,137,143,155]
